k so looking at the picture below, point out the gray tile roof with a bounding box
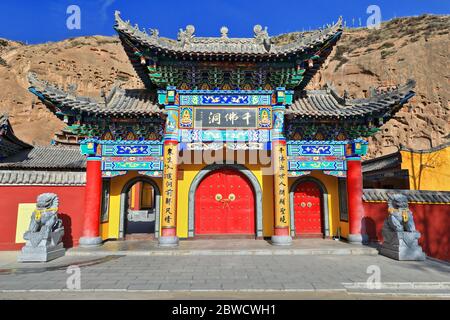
[0,114,33,159]
[28,73,162,117]
[362,152,402,173]
[0,114,7,128]
[0,170,86,186]
[0,145,86,170]
[363,189,450,204]
[286,79,416,119]
[114,11,342,57]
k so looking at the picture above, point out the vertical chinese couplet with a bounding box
[273,142,290,231]
[161,143,178,232]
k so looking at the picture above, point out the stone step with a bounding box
[66,247,378,257]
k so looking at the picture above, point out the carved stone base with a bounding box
[271,235,293,246]
[79,236,103,247]
[18,242,65,262]
[379,231,426,261]
[158,236,179,247]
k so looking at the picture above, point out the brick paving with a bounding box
[0,251,449,298]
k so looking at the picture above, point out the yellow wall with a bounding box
[102,168,346,240]
[15,203,36,243]
[101,172,162,240]
[401,145,450,191]
[288,171,346,238]
[176,163,274,238]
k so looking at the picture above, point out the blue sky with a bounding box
[0,0,448,44]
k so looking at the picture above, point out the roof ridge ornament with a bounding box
[67,83,78,99]
[178,25,195,45]
[149,28,159,38]
[220,26,229,38]
[253,24,271,51]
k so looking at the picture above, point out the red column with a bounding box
[79,157,103,247]
[346,158,364,244]
[132,182,142,210]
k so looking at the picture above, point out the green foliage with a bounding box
[379,42,395,50]
[381,49,395,60]
[0,57,7,67]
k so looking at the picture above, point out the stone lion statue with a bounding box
[23,193,64,247]
[18,193,65,262]
[380,193,425,261]
[383,193,416,233]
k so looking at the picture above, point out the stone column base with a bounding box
[271,235,293,246]
[79,236,103,247]
[158,236,179,247]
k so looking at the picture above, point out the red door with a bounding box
[195,169,255,235]
[293,181,323,236]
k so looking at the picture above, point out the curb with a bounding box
[0,288,449,298]
[342,282,450,290]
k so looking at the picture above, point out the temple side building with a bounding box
[363,141,450,191]
[21,12,416,247]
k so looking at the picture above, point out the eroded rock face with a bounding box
[307,15,450,158]
[0,36,141,145]
[0,15,449,157]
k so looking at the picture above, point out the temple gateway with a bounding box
[26,12,415,247]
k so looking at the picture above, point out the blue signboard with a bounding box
[288,160,346,171]
[102,158,163,171]
[286,141,348,172]
[180,94,271,106]
[287,144,346,157]
[180,129,270,143]
[102,143,163,157]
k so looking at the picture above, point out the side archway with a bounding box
[119,176,161,239]
[289,176,330,237]
[188,164,263,237]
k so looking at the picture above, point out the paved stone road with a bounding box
[0,253,449,298]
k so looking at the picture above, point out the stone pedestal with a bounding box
[379,231,426,261]
[18,229,65,262]
[18,243,65,262]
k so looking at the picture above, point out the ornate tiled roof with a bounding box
[0,170,86,186]
[28,73,163,117]
[363,189,450,204]
[114,11,343,58]
[287,80,416,120]
[0,114,32,159]
[0,145,86,170]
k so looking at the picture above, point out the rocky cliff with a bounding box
[0,14,448,158]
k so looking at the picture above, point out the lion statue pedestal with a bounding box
[379,193,426,261]
[18,193,65,262]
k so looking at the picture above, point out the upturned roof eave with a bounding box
[286,79,416,122]
[114,11,343,60]
[27,73,164,119]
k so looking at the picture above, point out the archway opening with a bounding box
[124,180,156,238]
